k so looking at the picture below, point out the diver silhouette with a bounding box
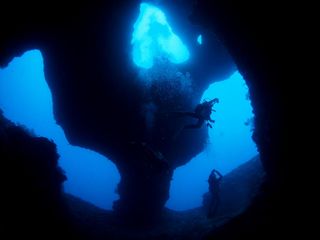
[174,98,219,129]
[207,169,223,218]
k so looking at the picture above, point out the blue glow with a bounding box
[0,50,120,210]
[197,34,202,45]
[166,71,258,211]
[131,3,190,68]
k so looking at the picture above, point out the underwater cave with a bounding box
[0,1,260,213]
[0,0,292,239]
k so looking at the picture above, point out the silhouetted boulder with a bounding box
[0,110,70,237]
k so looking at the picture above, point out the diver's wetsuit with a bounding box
[175,98,218,129]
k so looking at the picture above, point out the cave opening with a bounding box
[166,71,258,211]
[0,50,120,210]
[131,2,190,69]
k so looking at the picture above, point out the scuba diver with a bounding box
[207,169,223,218]
[174,98,219,129]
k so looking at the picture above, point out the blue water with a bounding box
[0,50,120,210]
[166,72,258,211]
[131,3,189,69]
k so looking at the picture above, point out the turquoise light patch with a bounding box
[131,3,190,69]
[197,34,202,45]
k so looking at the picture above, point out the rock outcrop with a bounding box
[0,111,70,237]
